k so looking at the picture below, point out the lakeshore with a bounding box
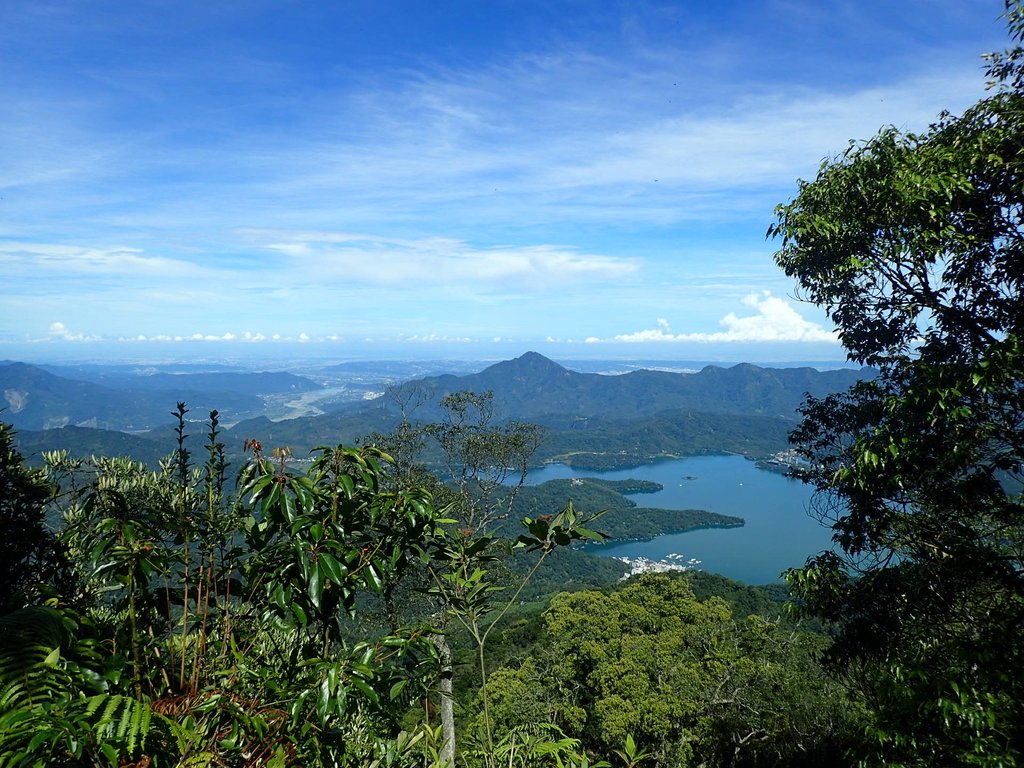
[528,454,830,585]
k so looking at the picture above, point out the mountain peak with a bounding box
[515,351,564,368]
[483,351,568,377]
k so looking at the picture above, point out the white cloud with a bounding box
[109,331,260,343]
[219,57,990,236]
[403,333,474,343]
[47,321,99,342]
[547,73,987,196]
[244,230,640,289]
[595,292,839,344]
[0,241,202,278]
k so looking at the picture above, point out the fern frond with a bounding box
[88,693,159,756]
[177,751,216,768]
[0,607,74,699]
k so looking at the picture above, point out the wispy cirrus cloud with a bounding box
[244,230,640,287]
[1,28,995,241]
[0,1,1008,357]
[0,241,208,280]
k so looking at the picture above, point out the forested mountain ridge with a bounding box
[0,361,320,431]
[13,425,173,467]
[38,365,322,397]
[386,351,870,421]
[7,353,866,469]
[0,361,253,431]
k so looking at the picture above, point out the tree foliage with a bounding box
[0,401,619,767]
[0,406,462,767]
[0,422,69,613]
[478,574,859,767]
[769,4,1024,764]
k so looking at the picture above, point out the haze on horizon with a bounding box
[0,1,1011,364]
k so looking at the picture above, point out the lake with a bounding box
[526,454,835,585]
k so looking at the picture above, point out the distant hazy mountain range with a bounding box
[0,361,321,431]
[4,352,870,470]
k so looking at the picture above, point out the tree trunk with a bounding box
[431,633,456,766]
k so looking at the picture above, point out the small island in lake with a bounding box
[510,476,743,544]
[601,478,663,494]
[597,506,744,542]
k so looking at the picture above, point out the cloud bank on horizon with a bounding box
[0,0,1010,361]
[593,293,839,345]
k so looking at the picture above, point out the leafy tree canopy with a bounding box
[769,3,1024,764]
[477,574,859,767]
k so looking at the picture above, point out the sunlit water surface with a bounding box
[526,455,834,585]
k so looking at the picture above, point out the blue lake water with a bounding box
[527,455,835,585]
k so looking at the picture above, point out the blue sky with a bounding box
[0,0,1012,362]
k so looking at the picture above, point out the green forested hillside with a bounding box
[0,362,288,430]
[41,367,322,396]
[533,408,793,469]
[5,352,864,472]
[13,425,171,467]
[387,351,869,421]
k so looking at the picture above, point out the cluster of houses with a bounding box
[616,553,701,580]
